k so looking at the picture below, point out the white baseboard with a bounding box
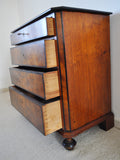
[0,88,9,93]
[115,120,120,129]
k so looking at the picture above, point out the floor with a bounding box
[0,91,120,160]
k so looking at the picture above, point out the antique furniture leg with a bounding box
[63,138,76,150]
[99,112,114,131]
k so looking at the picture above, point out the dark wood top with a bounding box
[12,6,112,33]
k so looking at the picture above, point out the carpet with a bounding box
[0,92,120,160]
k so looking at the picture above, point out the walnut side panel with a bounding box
[62,11,111,130]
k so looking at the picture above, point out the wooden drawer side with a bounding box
[10,40,57,68]
[9,86,44,133]
[9,86,62,135]
[9,68,60,100]
[45,40,57,68]
[43,101,62,135]
[44,71,60,99]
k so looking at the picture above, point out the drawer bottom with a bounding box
[9,86,62,135]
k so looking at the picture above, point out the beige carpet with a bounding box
[0,91,120,160]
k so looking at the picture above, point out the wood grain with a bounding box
[45,40,57,68]
[55,12,71,131]
[10,40,57,68]
[59,112,113,138]
[44,71,60,99]
[11,16,56,45]
[46,17,56,36]
[61,11,111,131]
[10,68,60,100]
[9,86,44,133]
[9,86,62,135]
[43,100,62,135]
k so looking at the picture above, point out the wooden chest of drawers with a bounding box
[9,6,114,150]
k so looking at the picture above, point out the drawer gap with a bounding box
[13,36,57,46]
[12,36,56,46]
[17,66,58,72]
[13,86,60,104]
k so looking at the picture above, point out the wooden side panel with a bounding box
[11,16,56,45]
[62,11,111,130]
[9,86,44,134]
[42,101,62,135]
[44,71,60,99]
[55,12,71,131]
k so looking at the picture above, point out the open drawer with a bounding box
[9,86,62,135]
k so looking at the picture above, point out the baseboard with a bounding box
[115,120,120,129]
[0,88,9,93]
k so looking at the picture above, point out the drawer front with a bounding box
[10,68,60,100]
[10,40,57,68]
[9,86,62,135]
[11,17,56,45]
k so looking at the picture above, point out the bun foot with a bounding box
[63,138,76,150]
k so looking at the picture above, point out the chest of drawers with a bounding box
[9,6,114,150]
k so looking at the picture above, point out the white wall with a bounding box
[17,0,120,24]
[110,14,120,123]
[0,0,19,89]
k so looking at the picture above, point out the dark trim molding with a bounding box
[55,12,66,130]
[60,12,71,131]
[12,6,112,33]
[59,112,114,138]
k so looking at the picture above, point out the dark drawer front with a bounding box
[10,40,57,68]
[9,68,60,100]
[9,86,62,135]
[11,17,56,45]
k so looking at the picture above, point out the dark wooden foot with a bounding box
[63,138,76,150]
[99,112,114,131]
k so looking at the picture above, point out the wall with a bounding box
[110,13,120,124]
[0,0,19,90]
[17,0,120,24]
